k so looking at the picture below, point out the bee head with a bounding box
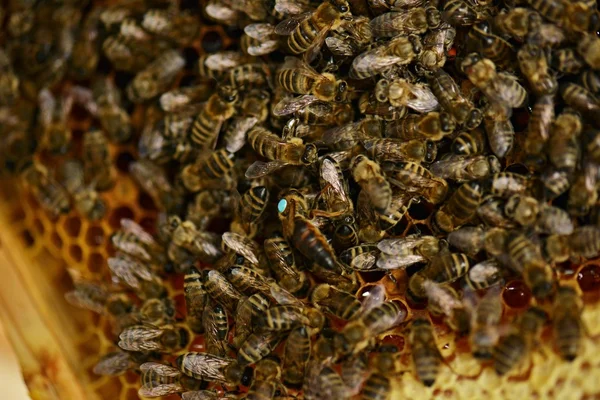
[301,143,318,165]
[465,108,483,130]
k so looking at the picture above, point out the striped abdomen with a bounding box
[277,68,315,94]
[288,17,324,54]
[493,333,526,375]
[292,217,337,270]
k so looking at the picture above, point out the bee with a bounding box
[181,149,236,192]
[527,0,600,34]
[431,154,500,182]
[176,352,254,386]
[281,325,311,386]
[418,22,456,72]
[233,292,271,350]
[477,197,517,229]
[246,358,283,400]
[37,89,72,154]
[465,259,504,290]
[303,362,350,400]
[69,9,100,80]
[359,92,408,121]
[183,267,208,334]
[82,129,114,191]
[493,7,542,41]
[238,330,284,365]
[447,226,508,257]
[527,22,567,48]
[491,172,531,198]
[340,352,369,395]
[142,9,199,46]
[350,35,422,80]
[515,44,557,96]
[203,302,229,357]
[264,234,308,296]
[493,306,547,375]
[92,77,131,143]
[260,304,324,333]
[568,225,600,258]
[325,16,373,57]
[139,362,202,398]
[234,185,270,235]
[111,218,164,263]
[126,50,185,103]
[245,126,318,178]
[505,194,574,235]
[360,351,399,400]
[552,286,584,361]
[290,215,339,271]
[408,253,471,300]
[119,324,189,353]
[225,265,271,296]
[204,269,243,313]
[375,78,439,113]
[434,181,484,233]
[424,281,471,334]
[442,0,489,26]
[452,129,487,155]
[578,33,600,70]
[409,317,443,386]
[130,160,185,214]
[351,155,392,214]
[542,169,572,200]
[93,350,141,377]
[319,156,353,215]
[370,7,441,37]
[470,286,503,359]
[59,160,105,220]
[190,85,239,149]
[364,138,437,164]
[20,161,70,217]
[567,173,598,217]
[274,0,352,62]
[335,300,407,356]
[107,252,165,298]
[386,112,456,142]
[524,95,554,157]
[506,234,555,299]
[582,70,600,96]
[468,21,514,70]
[552,48,585,75]
[461,53,528,109]
[159,84,213,113]
[242,23,279,56]
[332,216,360,252]
[386,162,449,205]
[376,235,441,270]
[139,297,175,328]
[310,283,362,320]
[428,69,482,130]
[560,83,600,127]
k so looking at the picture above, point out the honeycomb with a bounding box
[1,4,600,400]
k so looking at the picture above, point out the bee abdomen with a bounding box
[493,333,526,375]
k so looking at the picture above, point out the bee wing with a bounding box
[118,326,163,351]
[233,299,252,347]
[467,259,502,287]
[205,3,240,21]
[376,253,425,269]
[326,36,356,56]
[222,232,259,264]
[304,26,331,63]
[349,251,378,271]
[244,23,275,39]
[269,280,303,306]
[369,12,406,37]
[224,116,258,153]
[139,384,183,397]
[247,40,279,56]
[377,235,423,255]
[359,283,386,314]
[405,84,440,113]
[182,391,220,400]
[120,218,157,247]
[180,353,231,382]
[273,94,320,116]
[321,122,360,147]
[65,289,106,314]
[108,255,153,289]
[191,232,223,259]
[274,12,312,35]
[350,50,401,79]
[140,362,181,376]
[275,0,312,16]
[204,51,247,71]
[93,351,132,376]
[203,304,222,355]
[245,160,289,179]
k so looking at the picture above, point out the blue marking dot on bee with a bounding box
[278,199,288,213]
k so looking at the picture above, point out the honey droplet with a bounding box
[577,265,600,293]
[503,280,532,308]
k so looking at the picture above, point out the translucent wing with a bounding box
[275,0,312,16]
[273,94,320,116]
[348,251,378,271]
[222,232,259,264]
[64,284,107,314]
[376,253,425,269]
[275,12,312,35]
[205,3,240,21]
[245,160,289,179]
[139,384,183,397]
[247,40,279,56]
[38,88,56,127]
[269,280,303,306]
[350,49,401,79]
[377,235,425,255]
[403,83,439,112]
[326,36,356,56]
[205,51,247,71]
[244,23,275,39]
[93,351,132,376]
[179,353,232,382]
[304,26,331,63]
[118,325,163,351]
[224,116,258,153]
[182,391,220,400]
[108,254,153,289]
[359,283,386,314]
[120,218,157,246]
[140,362,181,376]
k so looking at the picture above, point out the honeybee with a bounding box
[359,92,408,121]
[431,154,500,182]
[470,286,503,359]
[204,0,245,25]
[290,215,340,271]
[577,33,600,69]
[321,118,384,151]
[552,286,584,361]
[505,194,574,235]
[386,161,449,205]
[542,169,572,200]
[127,50,186,103]
[238,330,284,365]
[465,259,504,290]
[428,69,482,130]
[130,160,185,214]
[303,361,350,400]
[560,83,600,127]
[418,22,456,72]
[82,129,114,191]
[524,95,554,157]
[181,149,236,192]
[59,160,105,220]
[442,0,489,26]
[493,7,542,41]
[119,324,189,353]
[264,234,308,295]
[107,252,164,298]
[246,358,284,400]
[476,196,517,228]
[325,16,373,57]
[274,0,352,62]
[493,306,547,375]
[447,226,508,257]
[260,305,324,334]
[242,23,279,56]
[138,112,196,164]
[92,77,131,143]
[232,293,271,349]
[517,44,558,96]
[138,362,202,397]
[351,155,392,214]
[386,112,456,142]
[568,225,600,258]
[189,85,239,149]
[409,317,443,386]
[93,350,140,377]
[142,9,199,46]
[159,84,213,113]
[37,89,72,154]
[423,281,470,334]
[434,181,484,233]
[375,78,439,113]
[461,53,528,109]
[183,267,208,334]
[527,22,567,48]
[376,235,440,270]
[582,70,600,96]
[111,218,164,264]
[310,283,362,320]
[491,172,531,198]
[341,352,369,394]
[203,269,243,313]
[567,172,598,217]
[202,302,229,357]
[20,161,70,217]
[245,126,318,178]
[450,128,487,156]
[360,351,399,400]
[552,48,585,75]
[468,21,514,70]
[370,7,441,37]
[527,0,599,34]
[176,352,254,386]
[349,35,422,80]
[506,234,554,299]
[408,252,471,300]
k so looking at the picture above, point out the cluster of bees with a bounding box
[2,0,600,398]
